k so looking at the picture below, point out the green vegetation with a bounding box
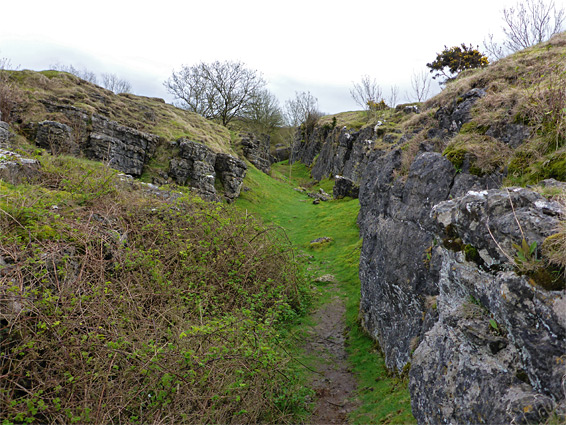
[236,162,415,424]
[0,155,312,424]
[5,70,235,155]
[442,134,511,175]
[426,44,489,83]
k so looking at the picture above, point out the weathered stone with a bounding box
[215,153,247,203]
[0,120,11,147]
[168,139,217,201]
[273,144,291,162]
[314,274,337,283]
[83,115,158,177]
[333,175,359,199]
[0,149,41,185]
[35,120,76,155]
[410,188,566,424]
[358,151,458,371]
[240,133,272,173]
[310,126,375,183]
[436,88,486,134]
[486,122,532,149]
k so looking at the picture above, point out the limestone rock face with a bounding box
[84,115,159,177]
[435,88,486,134]
[215,153,247,202]
[291,126,325,167]
[169,139,218,200]
[35,121,76,155]
[358,150,457,371]
[240,133,272,173]
[0,120,11,146]
[333,175,359,199]
[410,188,565,424]
[168,139,247,202]
[272,144,290,162]
[310,126,375,183]
[25,103,247,201]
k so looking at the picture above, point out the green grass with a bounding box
[235,162,415,424]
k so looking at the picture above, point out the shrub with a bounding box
[427,44,489,83]
[0,156,310,424]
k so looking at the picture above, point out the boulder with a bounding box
[215,153,247,203]
[0,120,11,147]
[0,149,41,185]
[168,139,218,201]
[83,115,159,177]
[333,175,359,199]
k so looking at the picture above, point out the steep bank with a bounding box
[293,33,566,423]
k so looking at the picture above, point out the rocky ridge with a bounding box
[292,34,566,423]
[17,101,248,202]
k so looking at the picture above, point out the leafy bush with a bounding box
[0,156,310,424]
[426,44,489,83]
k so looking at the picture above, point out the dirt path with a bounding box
[305,284,359,424]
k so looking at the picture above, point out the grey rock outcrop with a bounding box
[169,139,218,200]
[410,188,565,424]
[358,150,457,372]
[35,120,76,155]
[84,115,159,177]
[272,144,290,162]
[240,133,272,173]
[313,126,376,183]
[333,175,359,199]
[24,103,246,201]
[435,88,486,134]
[168,139,247,202]
[0,149,41,185]
[215,153,247,202]
[0,120,11,147]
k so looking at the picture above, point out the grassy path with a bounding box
[235,163,415,424]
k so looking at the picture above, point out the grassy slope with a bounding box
[7,70,235,154]
[235,162,415,424]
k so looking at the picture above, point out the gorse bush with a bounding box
[0,156,310,424]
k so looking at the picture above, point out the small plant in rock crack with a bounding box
[513,238,540,270]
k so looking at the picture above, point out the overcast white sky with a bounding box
[1,0,564,114]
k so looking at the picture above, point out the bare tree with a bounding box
[242,89,285,135]
[388,85,400,108]
[483,33,508,61]
[283,91,321,176]
[484,0,565,59]
[410,70,432,102]
[164,60,266,126]
[350,75,382,112]
[51,63,99,84]
[284,91,320,128]
[503,0,565,50]
[101,73,132,94]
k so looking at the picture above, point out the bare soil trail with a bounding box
[304,284,359,424]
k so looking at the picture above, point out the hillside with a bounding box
[291,32,566,424]
[0,32,565,425]
[7,69,235,154]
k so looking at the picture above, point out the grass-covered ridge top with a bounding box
[7,69,235,154]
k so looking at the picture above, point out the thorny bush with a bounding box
[0,156,310,424]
